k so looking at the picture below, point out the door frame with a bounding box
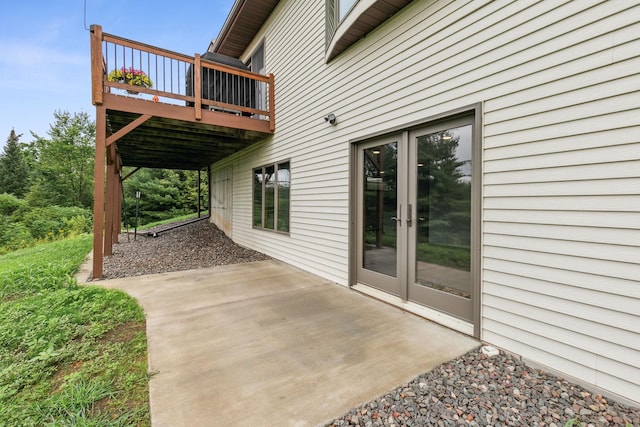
[349,104,482,338]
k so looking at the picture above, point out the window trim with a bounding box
[252,160,291,234]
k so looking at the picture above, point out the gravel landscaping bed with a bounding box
[326,348,639,427]
[102,218,270,279]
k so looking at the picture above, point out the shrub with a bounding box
[64,215,91,237]
[0,216,33,253]
[21,206,92,240]
[0,193,27,216]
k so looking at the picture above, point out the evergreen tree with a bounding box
[0,129,29,197]
[121,167,208,226]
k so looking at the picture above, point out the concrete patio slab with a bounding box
[97,259,478,426]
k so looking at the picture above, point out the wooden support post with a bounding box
[90,25,103,106]
[194,54,202,121]
[207,166,211,215]
[197,169,201,218]
[92,107,106,279]
[116,159,122,236]
[104,144,116,256]
[111,151,121,243]
[269,73,275,132]
[113,177,120,243]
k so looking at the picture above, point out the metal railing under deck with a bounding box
[90,25,275,132]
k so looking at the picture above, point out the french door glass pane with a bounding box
[264,165,275,229]
[277,162,290,232]
[415,125,472,298]
[363,143,397,277]
[253,168,263,227]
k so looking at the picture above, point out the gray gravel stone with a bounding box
[101,219,270,279]
[325,349,640,426]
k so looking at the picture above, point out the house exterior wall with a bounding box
[210,165,233,237]
[209,0,640,404]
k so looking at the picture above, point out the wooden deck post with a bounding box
[111,163,120,245]
[194,53,202,121]
[116,157,122,236]
[269,73,275,133]
[207,166,211,214]
[90,25,103,106]
[92,106,107,279]
[104,143,117,256]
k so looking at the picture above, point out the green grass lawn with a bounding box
[0,236,150,426]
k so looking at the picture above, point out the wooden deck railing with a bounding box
[90,25,275,131]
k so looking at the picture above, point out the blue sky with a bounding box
[0,0,235,149]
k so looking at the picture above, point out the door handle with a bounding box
[391,206,401,226]
[407,204,412,226]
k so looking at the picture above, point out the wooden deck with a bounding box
[90,25,275,278]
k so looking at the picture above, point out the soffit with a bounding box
[327,0,414,62]
[214,0,280,58]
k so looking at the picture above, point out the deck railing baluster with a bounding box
[94,26,273,129]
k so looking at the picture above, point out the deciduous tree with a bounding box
[26,111,95,208]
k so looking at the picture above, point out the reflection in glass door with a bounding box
[415,125,472,298]
[363,143,398,277]
[356,138,401,297]
[408,119,474,321]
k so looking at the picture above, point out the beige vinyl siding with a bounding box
[208,0,640,403]
[213,0,353,285]
[210,166,233,237]
[478,0,640,404]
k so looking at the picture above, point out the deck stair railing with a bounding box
[90,25,274,130]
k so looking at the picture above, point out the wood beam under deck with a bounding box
[106,114,152,147]
[90,25,274,279]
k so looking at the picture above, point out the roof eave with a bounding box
[213,0,280,58]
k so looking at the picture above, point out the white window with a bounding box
[253,161,290,233]
[338,0,357,20]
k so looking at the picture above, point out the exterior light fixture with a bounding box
[372,150,381,154]
[324,113,337,125]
